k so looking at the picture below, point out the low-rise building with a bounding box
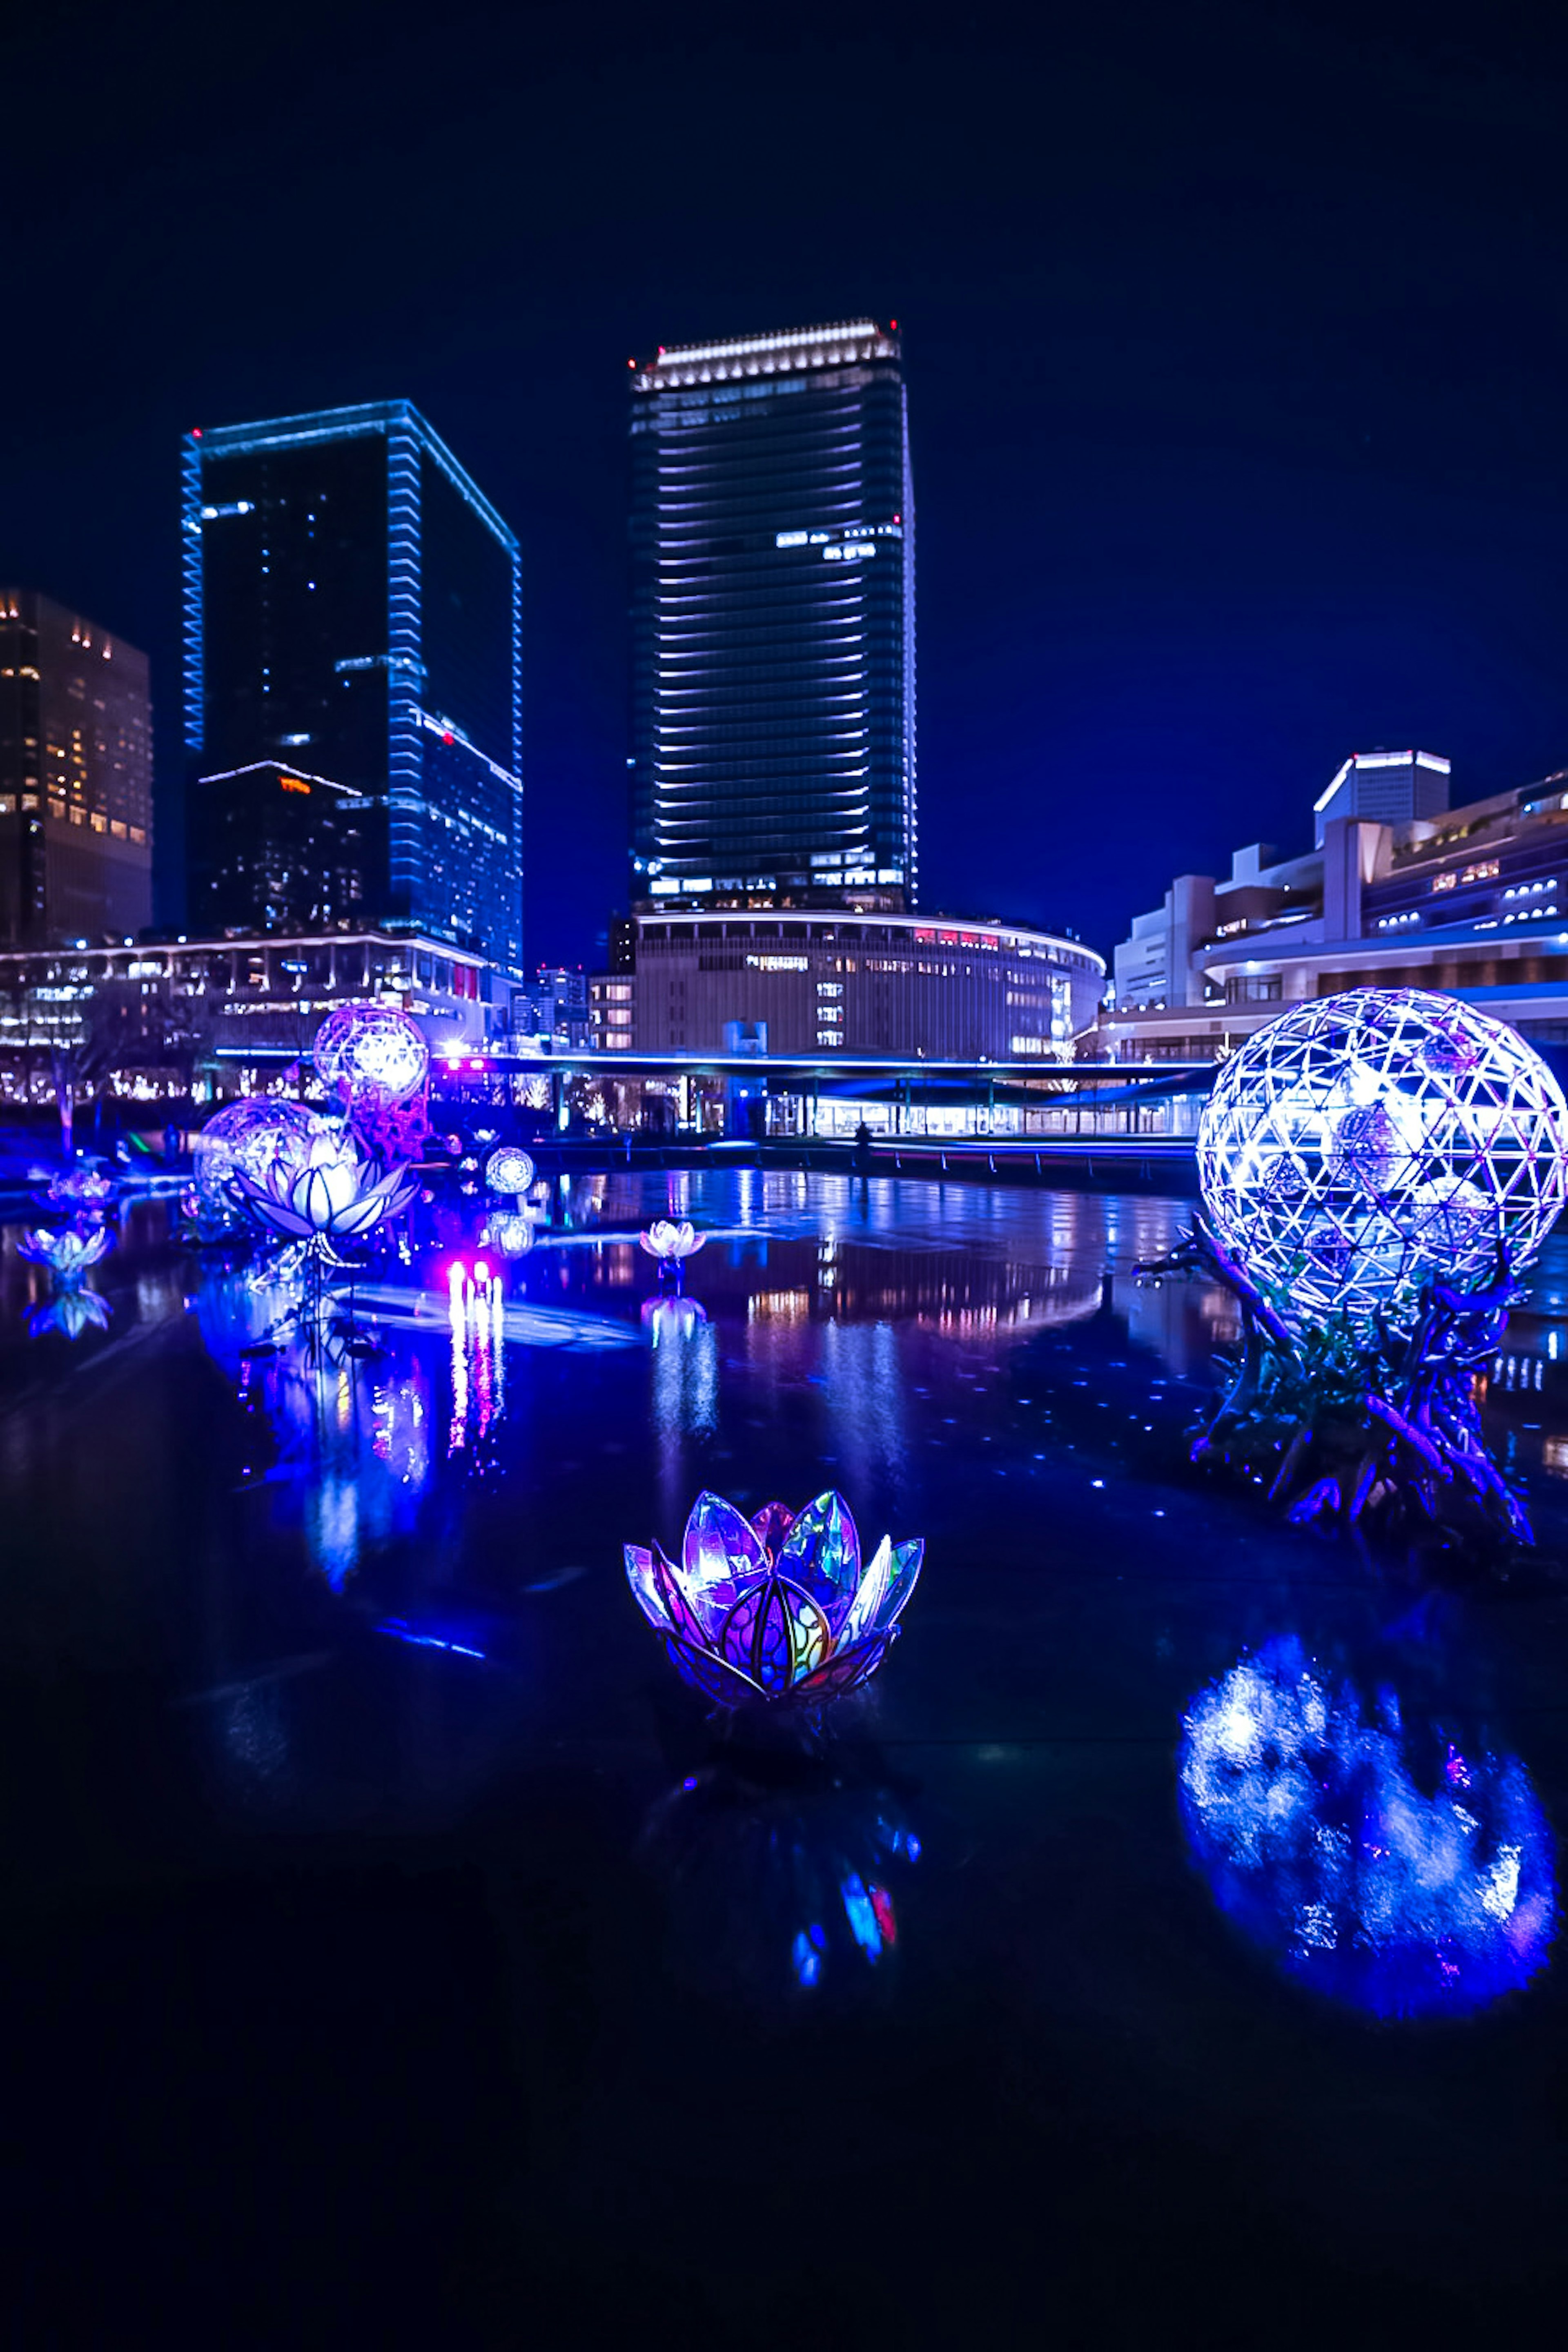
[0,926,497,1105]
[594,908,1103,1059]
[1101,755,1568,1069]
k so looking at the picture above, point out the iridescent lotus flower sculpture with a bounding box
[232,1130,419,1249]
[18,1223,115,1282]
[38,1166,117,1214]
[485,1145,536,1195]
[639,1218,705,1263]
[626,1491,922,1708]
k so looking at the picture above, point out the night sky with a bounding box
[7,0,1568,970]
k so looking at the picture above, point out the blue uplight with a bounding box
[1179,1637,1557,2018]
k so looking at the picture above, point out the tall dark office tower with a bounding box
[0,590,153,947]
[628,321,915,912]
[183,402,522,971]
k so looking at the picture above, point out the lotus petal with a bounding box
[681,1490,768,1629]
[793,1631,894,1700]
[875,1538,924,1632]
[663,1634,766,1708]
[776,1490,862,1617]
[839,1535,893,1646]
[624,1544,669,1630]
[749,1500,796,1559]
[718,1577,829,1691]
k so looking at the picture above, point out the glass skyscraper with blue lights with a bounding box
[182,401,522,973]
[628,321,915,912]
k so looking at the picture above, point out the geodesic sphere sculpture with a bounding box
[193,1098,333,1212]
[1196,988,1568,1335]
[312,1002,429,1104]
[485,1145,535,1194]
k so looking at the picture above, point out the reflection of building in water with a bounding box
[818,1319,906,1486]
[1124,1271,1240,1380]
[1180,1637,1555,2018]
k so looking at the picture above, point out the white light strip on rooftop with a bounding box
[650,320,885,366]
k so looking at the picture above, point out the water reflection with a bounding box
[640,1750,920,2011]
[1179,1637,1556,2018]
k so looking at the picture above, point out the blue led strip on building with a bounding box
[385,419,424,917]
[180,433,205,753]
[183,399,523,973]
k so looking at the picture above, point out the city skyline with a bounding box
[7,5,1568,978]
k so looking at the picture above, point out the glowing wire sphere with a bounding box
[485,1146,536,1194]
[193,1099,332,1212]
[313,1003,429,1104]
[1196,988,1568,1334]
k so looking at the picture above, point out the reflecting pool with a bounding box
[5,1168,1568,2336]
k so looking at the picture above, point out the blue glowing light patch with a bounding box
[1179,1637,1557,2019]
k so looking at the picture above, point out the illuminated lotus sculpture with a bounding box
[1197,988,1568,1337]
[18,1223,114,1282]
[626,1490,922,1708]
[640,1218,705,1268]
[27,1287,111,1341]
[313,1002,429,1105]
[1180,1638,1556,2017]
[485,1145,536,1195]
[192,1098,333,1227]
[38,1166,117,1214]
[232,1129,418,1252]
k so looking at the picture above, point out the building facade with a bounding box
[515,965,590,1049]
[590,910,1102,1058]
[0,590,153,947]
[182,402,523,972]
[187,760,370,935]
[1100,759,1568,1066]
[628,321,915,912]
[0,927,497,1106]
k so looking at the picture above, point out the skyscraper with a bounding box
[183,401,522,971]
[628,320,915,912]
[0,590,153,947]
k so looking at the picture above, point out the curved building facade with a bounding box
[592,909,1103,1059]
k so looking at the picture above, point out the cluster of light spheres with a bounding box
[312,1002,429,1104]
[1196,988,1568,1336]
[193,1097,333,1211]
[485,1146,536,1195]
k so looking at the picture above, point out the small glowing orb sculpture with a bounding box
[486,1212,535,1258]
[313,1002,429,1105]
[193,1098,332,1217]
[1197,988,1568,1334]
[232,1129,418,1246]
[485,1145,535,1195]
[639,1218,705,1263]
[1180,1638,1556,2018]
[626,1490,922,1707]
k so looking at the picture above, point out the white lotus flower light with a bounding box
[1197,988,1568,1335]
[639,1218,705,1263]
[18,1223,114,1282]
[233,1130,418,1247]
